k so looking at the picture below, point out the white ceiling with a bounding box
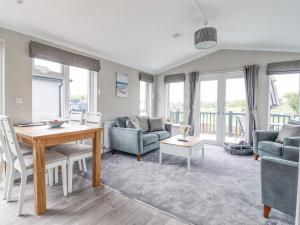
[0,0,300,74]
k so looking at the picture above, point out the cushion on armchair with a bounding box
[258,141,283,156]
[276,124,300,143]
[143,133,158,146]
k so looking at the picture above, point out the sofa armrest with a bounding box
[252,130,279,154]
[261,156,298,216]
[283,146,300,162]
[110,127,143,155]
[284,136,300,147]
[165,123,173,136]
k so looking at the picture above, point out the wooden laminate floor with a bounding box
[0,175,189,225]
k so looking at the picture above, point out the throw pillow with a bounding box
[126,119,138,129]
[149,118,165,132]
[135,116,150,132]
[276,124,300,143]
[115,117,128,128]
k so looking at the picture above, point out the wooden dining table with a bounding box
[14,124,103,215]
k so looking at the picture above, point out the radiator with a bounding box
[103,121,115,153]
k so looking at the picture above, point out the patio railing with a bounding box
[70,101,88,113]
[169,110,296,137]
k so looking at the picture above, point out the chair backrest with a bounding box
[84,112,102,126]
[0,116,11,163]
[0,116,26,171]
[69,111,84,124]
[236,115,246,135]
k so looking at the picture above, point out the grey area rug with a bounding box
[79,145,295,225]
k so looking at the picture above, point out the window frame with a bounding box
[268,73,300,130]
[166,81,185,124]
[32,58,97,121]
[139,81,152,117]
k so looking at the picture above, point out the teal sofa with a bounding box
[253,120,300,160]
[110,116,172,160]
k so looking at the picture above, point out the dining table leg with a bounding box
[92,130,101,187]
[33,139,46,215]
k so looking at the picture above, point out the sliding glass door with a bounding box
[225,78,247,143]
[199,79,220,143]
[199,72,247,145]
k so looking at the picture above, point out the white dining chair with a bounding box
[0,119,33,201]
[50,111,84,186]
[52,112,102,193]
[0,125,12,201]
[0,116,68,216]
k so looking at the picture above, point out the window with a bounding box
[34,58,63,74]
[269,73,300,130]
[32,77,63,120]
[0,41,3,115]
[167,82,184,124]
[32,59,96,121]
[69,66,89,113]
[139,81,152,116]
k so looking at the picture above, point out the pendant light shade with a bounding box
[194,27,217,49]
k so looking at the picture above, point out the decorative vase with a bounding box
[180,125,191,140]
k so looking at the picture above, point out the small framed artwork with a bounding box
[116,72,128,97]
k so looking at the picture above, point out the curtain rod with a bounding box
[197,65,266,75]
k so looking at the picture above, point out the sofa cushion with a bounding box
[149,118,165,132]
[258,141,283,156]
[143,133,158,146]
[129,116,149,132]
[149,131,170,140]
[276,124,300,143]
[115,117,128,128]
[136,116,150,132]
[126,119,138,129]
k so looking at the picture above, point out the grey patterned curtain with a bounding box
[244,65,259,145]
[188,71,199,135]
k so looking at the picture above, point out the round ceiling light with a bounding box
[194,27,217,49]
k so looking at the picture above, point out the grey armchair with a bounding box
[261,156,298,218]
[253,129,300,161]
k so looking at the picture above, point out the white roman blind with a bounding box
[267,60,300,75]
[30,41,101,72]
[139,72,154,83]
[32,77,62,120]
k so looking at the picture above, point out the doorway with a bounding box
[198,71,247,145]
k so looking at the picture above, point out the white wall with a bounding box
[0,27,143,123]
[157,49,300,129]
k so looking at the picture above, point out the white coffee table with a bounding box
[159,135,204,172]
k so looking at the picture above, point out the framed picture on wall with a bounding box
[116,72,128,97]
